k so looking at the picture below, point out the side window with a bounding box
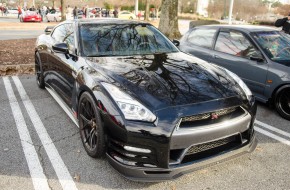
[63,24,75,50]
[187,28,217,49]
[51,25,66,42]
[215,31,261,59]
[52,24,75,51]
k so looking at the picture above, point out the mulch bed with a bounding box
[0,38,35,76]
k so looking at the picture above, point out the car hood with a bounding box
[85,52,245,111]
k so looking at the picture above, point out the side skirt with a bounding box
[45,84,79,128]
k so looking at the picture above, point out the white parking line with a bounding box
[255,120,290,139]
[12,76,78,190]
[255,126,290,146]
[3,77,50,190]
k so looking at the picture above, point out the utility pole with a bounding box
[135,0,138,16]
[223,0,226,19]
[228,0,234,24]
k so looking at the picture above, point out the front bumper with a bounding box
[107,133,257,182]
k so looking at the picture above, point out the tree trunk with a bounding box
[145,0,150,21]
[158,0,181,40]
[61,0,65,21]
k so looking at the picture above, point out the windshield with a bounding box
[79,23,179,57]
[252,31,290,64]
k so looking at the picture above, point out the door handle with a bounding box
[213,55,220,59]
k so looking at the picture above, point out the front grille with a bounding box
[182,107,237,122]
[186,136,233,155]
[180,135,242,164]
[179,106,245,128]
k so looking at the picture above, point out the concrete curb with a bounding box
[0,64,34,76]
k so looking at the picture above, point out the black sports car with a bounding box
[35,19,257,181]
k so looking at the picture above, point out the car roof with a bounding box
[194,25,279,33]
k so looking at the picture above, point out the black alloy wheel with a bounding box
[35,53,45,89]
[275,88,290,120]
[79,92,105,158]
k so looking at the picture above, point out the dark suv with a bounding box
[180,25,290,120]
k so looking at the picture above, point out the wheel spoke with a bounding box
[285,91,290,102]
[89,128,96,149]
[80,114,93,126]
[81,101,92,118]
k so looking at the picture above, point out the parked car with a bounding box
[35,19,257,181]
[179,25,290,120]
[8,8,18,14]
[46,9,61,22]
[118,11,136,19]
[20,11,42,22]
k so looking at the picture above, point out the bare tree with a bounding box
[207,0,268,21]
[61,0,65,21]
[151,0,162,18]
[158,0,181,39]
[275,4,290,16]
[145,0,150,21]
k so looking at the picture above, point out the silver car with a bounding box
[179,25,290,120]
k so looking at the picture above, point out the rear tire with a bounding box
[78,92,105,158]
[275,88,290,120]
[35,53,45,89]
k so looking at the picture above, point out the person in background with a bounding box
[17,6,22,19]
[66,5,73,20]
[50,7,56,13]
[275,13,290,34]
[85,5,89,18]
[113,9,118,18]
[37,6,42,20]
[73,6,78,19]
[29,6,35,11]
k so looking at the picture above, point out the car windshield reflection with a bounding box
[80,24,179,57]
[253,31,290,64]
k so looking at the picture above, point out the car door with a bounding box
[46,23,78,106]
[210,29,269,98]
[179,27,217,62]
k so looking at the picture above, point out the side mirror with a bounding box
[44,26,54,35]
[52,43,69,54]
[250,55,264,62]
[172,39,180,47]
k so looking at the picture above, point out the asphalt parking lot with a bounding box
[1,75,290,190]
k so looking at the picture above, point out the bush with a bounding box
[251,20,275,26]
[189,20,220,29]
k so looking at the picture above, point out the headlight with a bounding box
[224,69,253,101]
[101,83,156,122]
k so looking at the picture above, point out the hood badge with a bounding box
[211,113,219,120]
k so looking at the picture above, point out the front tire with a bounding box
[275,88,290,120]
[78,92,105,158]
[35,53,45,89]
